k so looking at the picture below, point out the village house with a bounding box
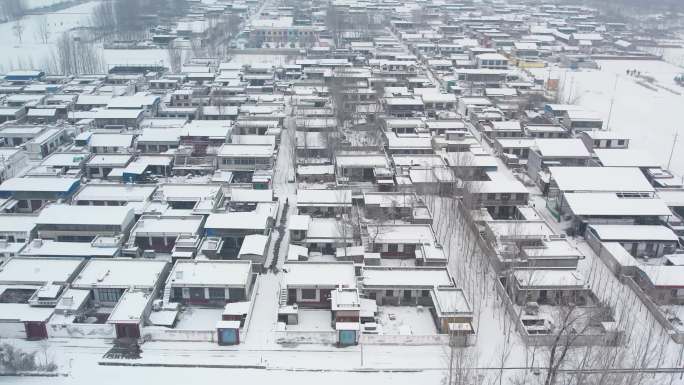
[165,260,253,305]
[129,215,204,254]
[0,176,81,212]
[526,138,592,185]
[0,256,85,340]
[70,258,170,339]
[296,189,352,217]
[35,204,135,242]
[586,225,679,259]
[283,262,357,307]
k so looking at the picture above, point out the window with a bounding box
[98,288,121,302]
[209,288,225,299]
[617,139,625,146]
[301,289,317,300]
[421,290,430,298]
[385,289,394,296]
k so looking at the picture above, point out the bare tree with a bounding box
[167,45,183,73]
[91,1,116,38]
[35,16,50,44]
[0,0,26,22]
[47,33,105,75]
[12,19,25,44]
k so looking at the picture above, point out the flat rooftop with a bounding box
[73,184,157,202]
[362,267,452,288]
[550,167,654,193]
[72,258,168,288]
[168,260,252,287]
[0,257,84,285]
[284,262,356,288]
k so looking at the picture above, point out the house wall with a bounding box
[366,288,434,306]
[171,286,248,305]
[287,287,333,308]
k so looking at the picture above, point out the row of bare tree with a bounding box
[0,0,26,23]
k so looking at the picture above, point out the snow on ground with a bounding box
[377,306,437,335]
[0,1,97,72]
[529,60,684,176]
[286,309,333,331]
[174,307,224,330]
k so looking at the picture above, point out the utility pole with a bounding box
[605,74,619,131]
[667,130,679,170]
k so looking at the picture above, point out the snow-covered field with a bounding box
[0,1,97,72]
[530,59,684,176]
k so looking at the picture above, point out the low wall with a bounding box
[274,330,336,345]
[360,334,450,345]
[142,327,215,342]
[0,322,25,339]
[47,322,114,339]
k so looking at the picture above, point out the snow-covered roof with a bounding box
[485,220,554,239]
[107,289,152,323]
[335,154,389,168]
[550,167,654,193]
[238,234,269,256]
[182,120,232,139]
[37,204,133,227]
[0,303,54,322]
[469,172,528,194]
[107,94,159,109]
[534,138,591,158]
[638,265,684,288]
[72,258,168,288]
[288,215,311,231]
[284,262,356,288]
[588,225,678,242]
[87,154,133,166]
[73,184,156,202]
[431,287,471,316]
[362,267,452,288]
[297,189,352,206]
[513,269,586,289]
[88,133,135,148]
[563,193,671,217]
[217,144,274,157]
[594,149,660,168]
[41,152,87,168]
[156,184,221,202]
[131,215,203,236]
[0,214,37,234]
[20,239,119,258]
[168,260,251,287]
[366,224,436,244]
[230,188,273,203]
[205,211,270,230]
[0,257,83,285]
[94,109,144,120]
[0,176,79,193]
